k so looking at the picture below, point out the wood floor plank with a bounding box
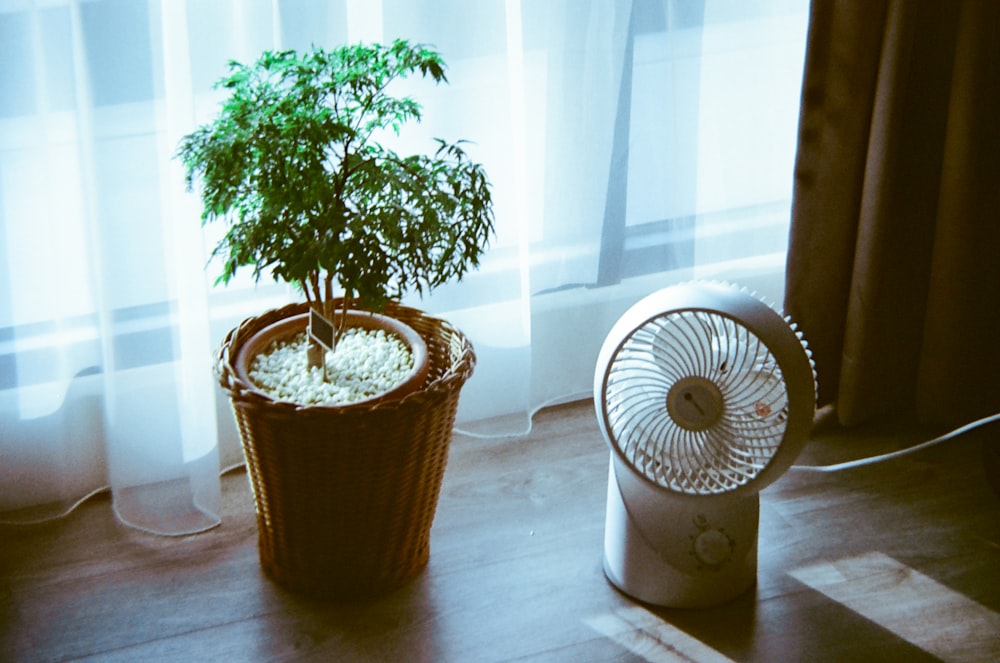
[2,400,999,662]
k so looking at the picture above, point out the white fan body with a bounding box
[603,456,760,607]
[595,282,815,608]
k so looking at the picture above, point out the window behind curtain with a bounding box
[0,0,809,525]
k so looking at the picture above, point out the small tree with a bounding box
[177,40,494,352]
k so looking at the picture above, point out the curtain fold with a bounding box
[2,0,809,532]
[785,0,1000,427]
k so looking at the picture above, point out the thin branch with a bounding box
[324,272,334,317]
[336,295,351,348]
[309,271,322,305]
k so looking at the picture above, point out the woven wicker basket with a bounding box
[217,300,475,600]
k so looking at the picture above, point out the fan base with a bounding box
[602,458,759,608]
[602,557,756,609]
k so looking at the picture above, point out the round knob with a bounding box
[693,529,733,566]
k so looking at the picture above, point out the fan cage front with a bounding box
[601,308,792,496]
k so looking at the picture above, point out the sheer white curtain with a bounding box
[0,0,809,534]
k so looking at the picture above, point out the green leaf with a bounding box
[175,41,495,313]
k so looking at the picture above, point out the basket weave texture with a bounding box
[217,300,475,600]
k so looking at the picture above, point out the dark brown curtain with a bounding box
[785,0,1000,427]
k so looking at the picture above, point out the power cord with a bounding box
[791,412,1000,472]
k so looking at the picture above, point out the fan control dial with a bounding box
[692,528,735,566]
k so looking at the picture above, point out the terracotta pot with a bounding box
[232,308,430,408]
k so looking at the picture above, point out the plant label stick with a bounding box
[309,308,336,352]
[309,308,336,379]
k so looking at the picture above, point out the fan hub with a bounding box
[666,376,724,432]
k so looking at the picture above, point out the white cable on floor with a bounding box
[791,411,1000,472]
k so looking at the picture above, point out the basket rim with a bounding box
[217,300,475,415]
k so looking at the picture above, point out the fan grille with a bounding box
[603,309,789,495]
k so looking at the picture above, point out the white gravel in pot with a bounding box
[248,328,415,406]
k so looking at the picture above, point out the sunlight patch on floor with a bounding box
[789,551,1000,663]
[585,606,735,663]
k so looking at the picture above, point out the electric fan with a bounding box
[594,281,816,607]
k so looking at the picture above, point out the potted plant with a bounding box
[177,40,494,600]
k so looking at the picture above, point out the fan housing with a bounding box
[594,281,815,607]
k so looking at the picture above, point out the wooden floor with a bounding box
[3,400,999,662]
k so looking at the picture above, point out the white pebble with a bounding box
[248,329,415,406]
